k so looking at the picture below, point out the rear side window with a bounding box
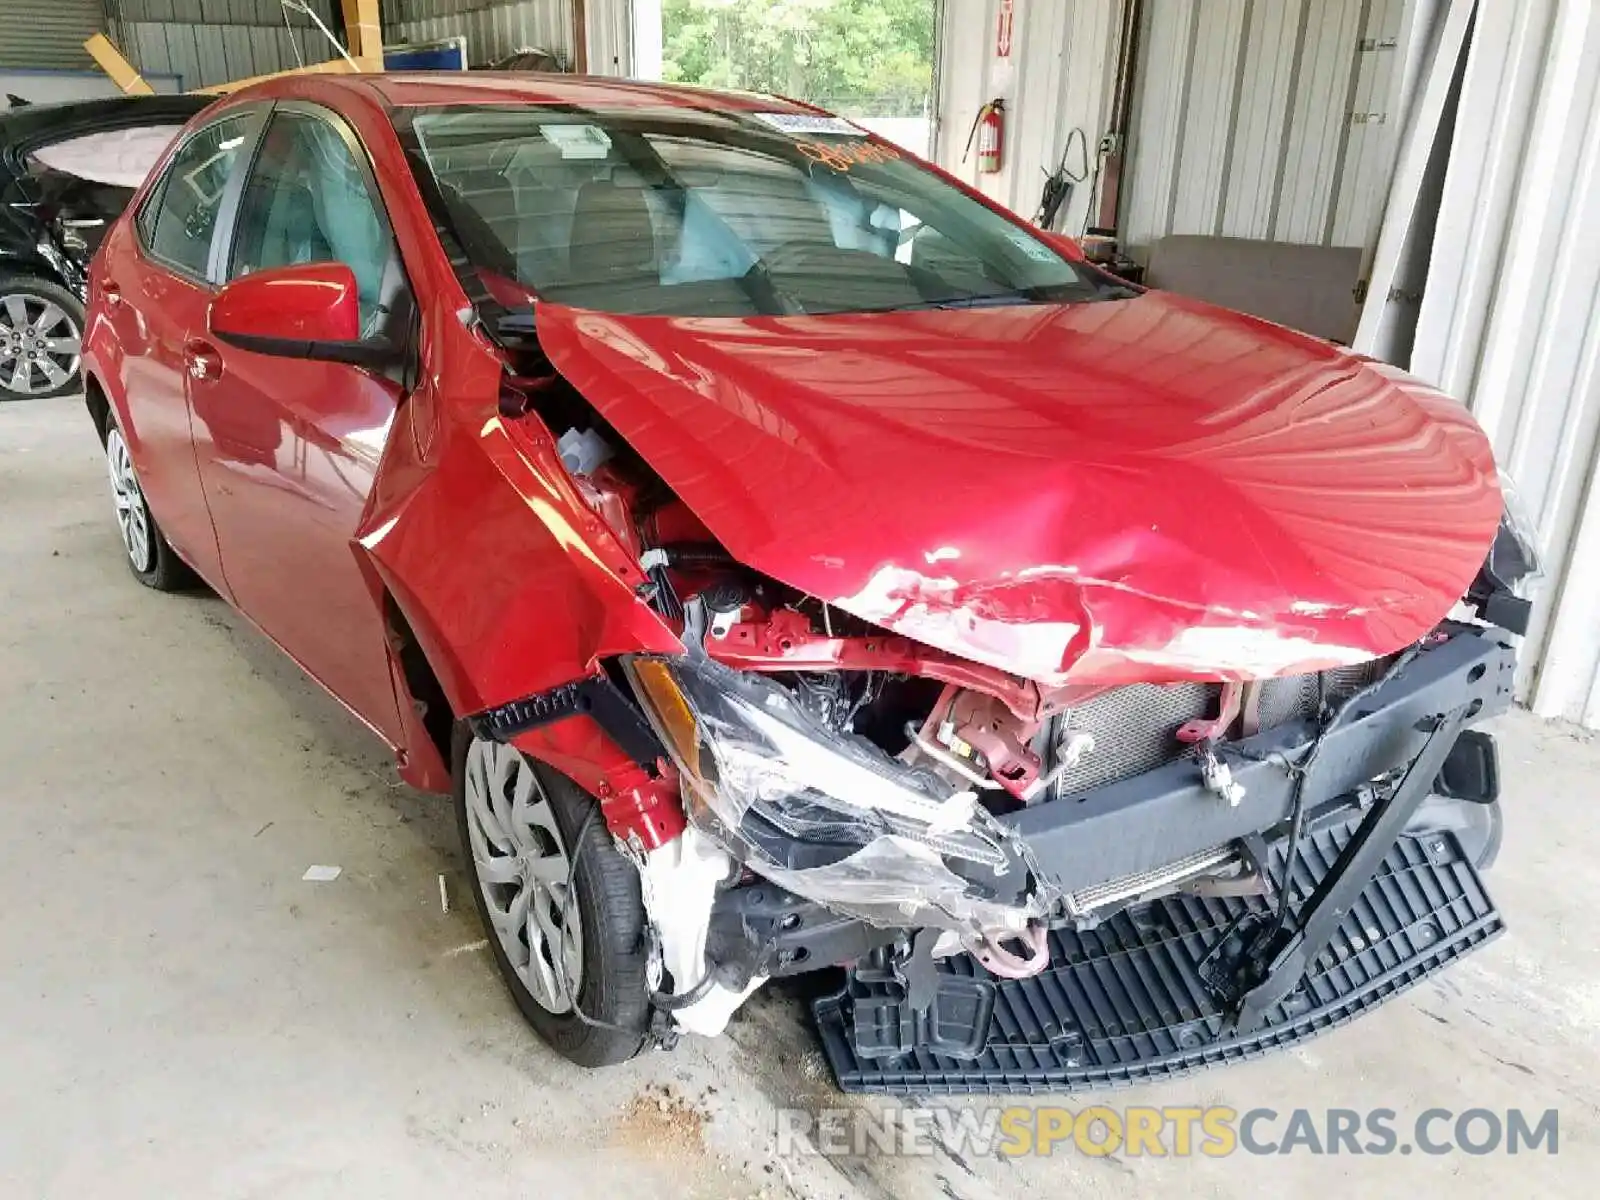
[142,115,253,280]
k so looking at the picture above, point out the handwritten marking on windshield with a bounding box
[795,139,902,172]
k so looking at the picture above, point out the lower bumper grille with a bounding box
[813,817,1503,1094]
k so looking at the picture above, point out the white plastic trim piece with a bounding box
[637,826,763,1038]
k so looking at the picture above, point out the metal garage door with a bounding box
[0,0,106,71]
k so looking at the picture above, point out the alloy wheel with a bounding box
[105,427,153,574]
[463,738,584,1014]
[0,292,81,395]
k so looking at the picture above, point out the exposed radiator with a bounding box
[1049,681,1214,796]
[1050,661,1388,799]
[1063,843,1240,918]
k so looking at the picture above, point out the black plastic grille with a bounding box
[814,817,1503,1094]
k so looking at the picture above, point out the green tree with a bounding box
[661,0,935,118]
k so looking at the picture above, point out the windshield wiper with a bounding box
[737,258,795,316]
[860,293,1038,313]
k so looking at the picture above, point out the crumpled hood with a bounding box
[535,291,1502,686]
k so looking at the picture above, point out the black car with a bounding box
[1,94,209,401]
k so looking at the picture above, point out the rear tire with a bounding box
[454,725,651,1067]
[0,274,83,401]
[103,422,192,591]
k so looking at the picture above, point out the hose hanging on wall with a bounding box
[1034,127,1089,231]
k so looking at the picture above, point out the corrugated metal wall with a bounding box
[1120,0,1413,256]
[585,0,632,76]
[935,0,1123,234]
[107,0,573,85]
[386,0,574,67]
[0,0,109,71]
[1409,0,1600,726]
[109,0,337,90]
[933,0,1414,254]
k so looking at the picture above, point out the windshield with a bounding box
[401,105,1130,317]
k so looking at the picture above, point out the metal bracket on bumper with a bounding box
[1200,704,1471,1032]
[468,675,665,767]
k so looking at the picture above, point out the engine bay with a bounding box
[478,347,1521,1047]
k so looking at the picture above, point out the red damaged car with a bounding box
[81,75,1537,1090]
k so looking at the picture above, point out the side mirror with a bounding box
[209,261,394,368]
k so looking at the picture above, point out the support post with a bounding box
[341,0,385,71]
[84,33,155,96]
[574,0,589,73]
[1352,0,1477,355]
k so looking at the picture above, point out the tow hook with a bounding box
[961,921,1051,978]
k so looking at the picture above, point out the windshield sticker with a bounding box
[754,112,867,137]
[795,139,902,173]
[539,123,613,159]
[1005,229,1061,263]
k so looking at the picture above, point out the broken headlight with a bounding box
[625,654,1053,934]
[1470,471,1543,634]
[1489,472,1542,593]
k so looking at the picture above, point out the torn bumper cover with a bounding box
[704,624,1517,985]
[626,654,1056,941]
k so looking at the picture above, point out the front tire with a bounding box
[0,275,83,401]
[454,727,651,1067]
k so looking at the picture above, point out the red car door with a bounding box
[188,105,407,746]
[96,110,263,592]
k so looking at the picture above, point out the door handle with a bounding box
[101,281,122,308]
[183,339,223,382]
[60,217,106,228]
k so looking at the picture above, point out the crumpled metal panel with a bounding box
[536,292,1502,690]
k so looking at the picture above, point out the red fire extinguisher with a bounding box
[963,99,1006,174]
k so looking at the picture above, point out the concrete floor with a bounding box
[2,396,1596,1198]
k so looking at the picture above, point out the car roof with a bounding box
[350,72,818,115]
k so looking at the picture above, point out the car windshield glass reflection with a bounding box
[405,106,1133,317]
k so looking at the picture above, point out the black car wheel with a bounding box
[0,274,83,401]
